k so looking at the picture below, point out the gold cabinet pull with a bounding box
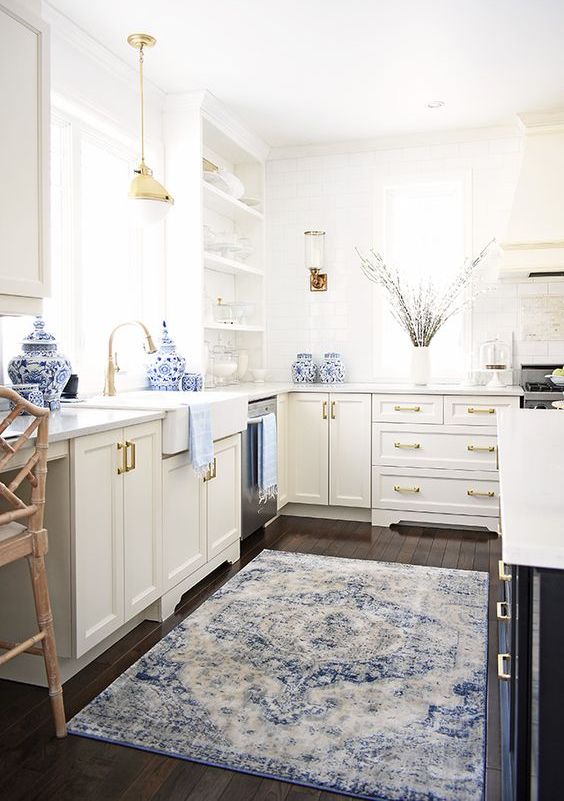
[467,407,495,414]
[394,442,421,449]
[496,601,511,621]
[467,489,495,498]
[117,442,128,475]
[331,401,336,420]
[203,457,217,483]
[497,653,511,681]
[126,440,136,472]
[322,400,328,420]
[498,560,511,582]
[467,444,496,452]
[393,484,420,493]
[394,405,421,412]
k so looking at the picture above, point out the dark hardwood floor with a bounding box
[0,517,501,801]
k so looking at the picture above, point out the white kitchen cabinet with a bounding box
[206,434,241,561]
[72,420,162,657]
[0,1,49,311]
[288,393,371,508]
[277,393,288,510]
[162,451,206,593]
[329,394,371,508]
[288,393,329,505]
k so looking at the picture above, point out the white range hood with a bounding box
[499,111,564,279]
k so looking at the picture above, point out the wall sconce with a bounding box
[305,231,327,291]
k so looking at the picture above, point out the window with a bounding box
[372,172,470,381]
[2,109,165,393]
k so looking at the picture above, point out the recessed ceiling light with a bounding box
[426,100,445,109]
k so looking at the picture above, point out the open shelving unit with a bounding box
[203,251,264,278]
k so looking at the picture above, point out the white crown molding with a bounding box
[42,1,165,107]
[268,122,521,160]
[517,110,564,136]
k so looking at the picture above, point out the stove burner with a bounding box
[525,382,553,392]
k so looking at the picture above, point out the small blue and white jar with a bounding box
[181,372,204,392]
[291,352,318,383]
[9,384,44,414]
[7,317,72,411]
[146,321,186,391]
[319,352,346,383]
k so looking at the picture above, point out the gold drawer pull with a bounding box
[117,441,128,475]
[203,457,217,482]
[467,489,495,498]
[467,444,496,452]
[394,484,420,493]
[497,653,511,681]
[322,400,328,420]
[498,560,511,582]
[125,440,136,472]
[331,401,336,420]
[394,442,421,449]
[394,405,421,412]
[497,601,511,621]
[467,407,495,414]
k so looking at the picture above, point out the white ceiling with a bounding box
[47,0,564,148]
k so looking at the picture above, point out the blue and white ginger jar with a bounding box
[319,352,346,383]
[7,317,72,411]
[291,353,318,383]
[146,321,186,391]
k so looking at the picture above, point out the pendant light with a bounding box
[127,33,173,225]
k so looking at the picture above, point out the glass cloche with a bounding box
[479,337,512,387]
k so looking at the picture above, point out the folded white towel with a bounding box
[189,403,214,478]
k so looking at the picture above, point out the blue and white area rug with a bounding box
[69,550,489,801]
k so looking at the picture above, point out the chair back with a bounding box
[0,387,49,534]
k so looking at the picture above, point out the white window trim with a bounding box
[371,166,474,382]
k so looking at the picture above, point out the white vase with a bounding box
[411,346,430,386]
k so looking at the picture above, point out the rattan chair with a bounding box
[0,387,66,737]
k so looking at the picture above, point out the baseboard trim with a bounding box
[281,503,371,523]
[371,508,498,532]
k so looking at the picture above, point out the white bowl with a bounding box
[251,369,268,384]
[546,374,564,387]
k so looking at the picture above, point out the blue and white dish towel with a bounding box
[188,403,214,478]
[257,412,277,503]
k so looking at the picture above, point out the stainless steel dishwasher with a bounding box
[241,397,277,539]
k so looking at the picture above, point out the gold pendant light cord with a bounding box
[139,43,145,166]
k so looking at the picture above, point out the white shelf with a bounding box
[204,322,264,333]
[203,251,263,278]
[202,181,264,223]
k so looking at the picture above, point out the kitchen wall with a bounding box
[265,131,564,382]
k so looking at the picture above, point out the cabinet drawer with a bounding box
[372,466,500,516]
[444,395,520,426]
[372,394,443,424]
[372,423,498,471]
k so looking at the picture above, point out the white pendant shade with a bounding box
[129,196,172,226]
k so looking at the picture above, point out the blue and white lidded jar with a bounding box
[9,384,44,414]
[181,372,204,392]
[146,321,186,391]
[291,353,318,383]
[319,352,346,383]
[7,317,72,411]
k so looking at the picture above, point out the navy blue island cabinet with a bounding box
[498,560,564,801]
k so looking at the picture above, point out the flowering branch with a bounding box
[356,239,495,347]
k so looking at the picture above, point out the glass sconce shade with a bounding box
[304,230,325,269]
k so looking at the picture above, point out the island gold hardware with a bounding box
[117,442,128,475]
[394,405,421,412]
[331,401,336,420]
[497,601,511,621]
[467,489,495,498]
[498,560,512,582]
[125,441,136,472]
[467,444,496,452]
[394,442,421,449]
[467,407,495,414]
[393,485,420,493]
[203,457,217,483]
[496,446,499,470]
[497,653,511,681]
[322,400,328,420]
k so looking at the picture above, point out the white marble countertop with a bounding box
[4,408,165,444]
[497,408,564,570]
[209,381,524,402]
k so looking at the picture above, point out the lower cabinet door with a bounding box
[206,434,241,561]
[162,450,206,592]
[288,393,329,505]
[123,421,163,621]
[72,428,125,658]
[329,393,371,508]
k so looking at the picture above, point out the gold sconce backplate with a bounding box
[309,268,328,292]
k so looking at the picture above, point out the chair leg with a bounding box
[28,553,67,738]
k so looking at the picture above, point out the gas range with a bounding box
[520,364,564,409]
